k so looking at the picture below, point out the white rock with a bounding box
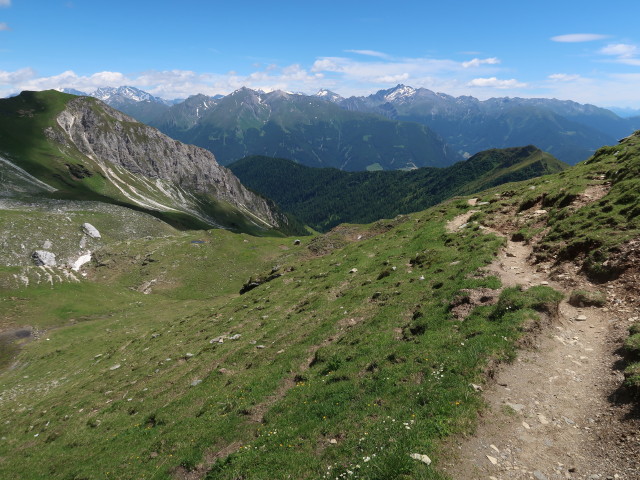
[82,223,101,238]
[486,455,498,465]
[349,268,358,273]
[109,364,121,371]
[409,453,431,465]
[576,315,587,321]
[32,250,56,267]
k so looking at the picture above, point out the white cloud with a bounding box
[462,57,500,68]
[0,0,11,7]
[345,49,390,59]
[598,43,640,66]
[548,73,581,82]
[373,73,410,83]
[600,43,637,58]
[467,77,527,89]
[551,33,608,43]
[0,22,10,31]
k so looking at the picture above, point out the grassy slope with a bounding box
[1,132,639,479]
[229,146,567,232]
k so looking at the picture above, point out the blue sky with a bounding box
[2,0,640,107]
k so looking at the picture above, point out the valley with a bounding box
[1,92,639,477]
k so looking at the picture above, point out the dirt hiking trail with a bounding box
[442,213,640,480]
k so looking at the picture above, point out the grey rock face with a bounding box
[55,98,285,229]
[32,250,56,267]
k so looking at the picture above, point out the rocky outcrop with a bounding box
[55,97,286,229]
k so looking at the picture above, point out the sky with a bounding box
[2,0,640,107]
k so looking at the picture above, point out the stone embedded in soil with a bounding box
[486,455,498,465]
[410,453,432,465]
[533,471,548,480]
[576,315,588,321]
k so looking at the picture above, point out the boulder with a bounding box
[82,222,101,239]
[32,250,56,267]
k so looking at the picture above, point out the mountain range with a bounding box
[61,85,640,167]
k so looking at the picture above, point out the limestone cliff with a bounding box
[53,97,287,230]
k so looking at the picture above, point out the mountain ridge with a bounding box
[229,145,568,231]
[0,90,295,234]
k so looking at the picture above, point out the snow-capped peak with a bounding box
[90,86,170,105]
[384,84,417,102]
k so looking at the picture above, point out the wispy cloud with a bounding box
[551,33,608,43]
[467,77,527,89]
[0,0,11,7]
[548,73,582,82]
[345,49,390,59]
[599,43,640,66]
[462,57,500,68]
[0,22,10,31]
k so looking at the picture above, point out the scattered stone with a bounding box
[190,379,202,387]
[43,240,53,249]
[151,333,160,339]
[506,251,516,257]
[229,334,241,340]
[540,281,549,285]
[477,201,490,206]
[329,439,338,444]
[185,353,194,359]
[534,209,548,215]
[506,402,525,413]
[537,414,550,425]
[293,239,301,245]
[533,471,548,480]
[410,453,432,465]
[522,421,531,429]
[576,315,588,322]
[109,364,121,371]
[82,223,101,239]
[32,250,56,267]
[486,455,498,465]
[256,345,266,349]
[490,444,500,453]
[210,336,224,344]
[470,383,483,392]
[349,268,358,274]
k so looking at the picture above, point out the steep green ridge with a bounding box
[1,131,639,479]
[0,91,295,236]
[150,88,459,170]
[230,146,567,231]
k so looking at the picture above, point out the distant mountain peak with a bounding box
[315,89,343,102]
[383,84,417,102]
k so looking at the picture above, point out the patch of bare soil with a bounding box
[441,212,640,480]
